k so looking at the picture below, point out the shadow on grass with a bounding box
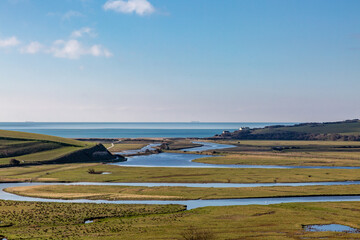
[179,226,215,240]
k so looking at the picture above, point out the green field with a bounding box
[2,163,360,183]
[0,140,63,158]
[0,130,88,147]
[0,200,359,239]
[253,120,360,135]
[104,139,158,152]
[106,143,147,152]
[195,152,360,166]
[0,130,99,167]
[215,139,360,146]
[0,200,185,240]
[0,146,85,165]
[0,163,97,182]
[192,140,360,166]
[218,120,360,141]
[7,184,360,201]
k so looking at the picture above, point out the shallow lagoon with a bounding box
[112,142,360,169]
[304,224,359,233]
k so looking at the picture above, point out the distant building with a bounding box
[222,130,230,134]
[239,127,250,131]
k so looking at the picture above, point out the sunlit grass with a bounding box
[7,184,360,201]
[0,200,360,239]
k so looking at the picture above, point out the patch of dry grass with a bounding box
[7,184,360,201]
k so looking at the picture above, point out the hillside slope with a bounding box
[0,130,87,146]
[0,130,121,167]
[213,120,360,141]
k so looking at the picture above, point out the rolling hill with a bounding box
[0,130,119,167]
[214,119,360,141]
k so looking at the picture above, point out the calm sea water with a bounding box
[0,122,295,138]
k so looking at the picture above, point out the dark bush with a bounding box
[159,143,169,150]
[9,159,20,166]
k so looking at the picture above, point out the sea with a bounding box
[0,122,295,138]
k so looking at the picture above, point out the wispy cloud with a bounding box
[19,29,112,59]
[71,27,97,38]
[62,10,84,21]
[103,0,155,16]
[49,39,112,59]
[20,41,43,54]
[0,36,20,48]
[47,10,84,22]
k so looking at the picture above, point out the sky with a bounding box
[0,0,360,122]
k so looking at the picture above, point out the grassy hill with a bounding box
[215,119,360,141]
[0,130,117,167]
[254,120,360,135]
[0,130,87,147]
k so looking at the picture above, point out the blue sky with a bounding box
[0,0,359,122]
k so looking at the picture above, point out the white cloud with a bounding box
[2,29,111,59]
[49,39,112,59]
[89,44,113,57]
[103,0,155,16]
[21,41,43,54]
[71,27,97,38]
[0,36,20,48]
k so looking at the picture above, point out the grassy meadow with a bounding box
[0,200,185,240]
[2,163,360,183]
[0,200,360,239]
[0,146,85,166]
[252,120,360,135]
[0,130,94,167]
[7,184,360,201]
[0,130,88,147]
[221,120,360,140]
[194,152,360,166]
[106,143,147,152]
[191,140,360,166]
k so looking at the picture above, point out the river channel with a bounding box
[2,141,360,209]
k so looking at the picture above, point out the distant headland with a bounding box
[211,119,360,141]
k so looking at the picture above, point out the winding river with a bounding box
[2,182,360,210]
[2,141,360,209]
[119,143,162,155]
[113,141,360,169]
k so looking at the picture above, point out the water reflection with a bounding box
[183,141,236,152]
[2,183,360,210]
[118,143,161,155]
[110,141,360,169]
[304,224,359,233]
